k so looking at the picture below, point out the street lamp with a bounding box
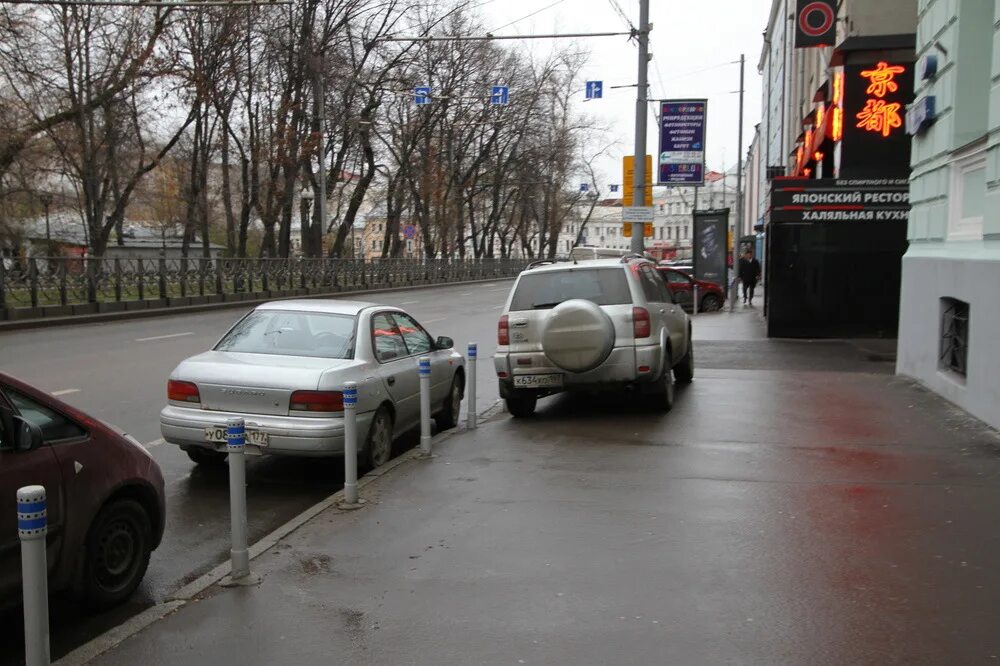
[299,186,314,256]
[38,192,53,244]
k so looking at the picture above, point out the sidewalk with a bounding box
[86,309,1000,665]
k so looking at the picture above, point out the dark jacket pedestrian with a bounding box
[738,254,761,304]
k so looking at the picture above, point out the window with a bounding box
[948,147,986,240]
[371,240,378,250]
[939,298,970,378]
[371,313,408,362]
[509,268,631,310]
[392,312,433,355]
[638,266,672,303]
[6,388,86,442]
[667,227,673,240]
[683,225,689,240]
[215,311,356,359]
[661,269,692,284]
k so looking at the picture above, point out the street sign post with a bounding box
[658,99,707,185]
[585,81,603,99]
[622,155,653,207]
[490,85,509,105]
[622,222,654,238]
[622,206,655,222]
[580,183,589,193]
[414,87,431,105]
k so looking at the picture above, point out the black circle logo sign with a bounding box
[799,1,834,38]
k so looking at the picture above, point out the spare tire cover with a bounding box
[542,299,616,373]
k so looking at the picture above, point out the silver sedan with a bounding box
[160,300,465,469]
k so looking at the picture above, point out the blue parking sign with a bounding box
[490,85,509,105]
[414,87,431,106]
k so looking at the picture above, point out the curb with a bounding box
[55,400,506,666]
[0,277,514,333]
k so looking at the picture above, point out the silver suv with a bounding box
[494,257,693,417]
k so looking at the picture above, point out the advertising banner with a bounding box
[693,209,729,288]
[770,178,910,223]
[658,100,706,186]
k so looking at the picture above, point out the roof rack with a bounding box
[620,253,652,263]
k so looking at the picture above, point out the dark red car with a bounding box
[0,372,165,610]
[657,267,725,312]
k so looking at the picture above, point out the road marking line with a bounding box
[401,300,421,305]
[135,332,194,342]
[145,438,165,450]
[423,317,447,324]
[460,292,472,296]
[51,388,80,397]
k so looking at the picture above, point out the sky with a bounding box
[473,0,772,192]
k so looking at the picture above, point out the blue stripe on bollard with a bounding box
[17,517,47,531]
[418,359,431,375]
[226,423,245,449]
[468,343,478,358]
[343,386,358,406]
[17,500,46,515]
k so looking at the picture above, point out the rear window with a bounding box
[215,310,356,359]
[509,268,631,310]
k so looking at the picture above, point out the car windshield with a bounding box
[215,310,356,359]
[509,268,631,310]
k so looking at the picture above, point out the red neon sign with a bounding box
[855,62,905,138]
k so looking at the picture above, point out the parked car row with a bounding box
[3,299,466,613]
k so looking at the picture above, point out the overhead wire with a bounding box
[489,0,570,33]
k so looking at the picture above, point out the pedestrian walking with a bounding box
[738,250,761,305]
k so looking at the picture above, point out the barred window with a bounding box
[939,298,969,377]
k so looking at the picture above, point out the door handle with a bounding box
[387,376,396,386]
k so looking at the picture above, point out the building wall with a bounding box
[897,0,1000,429]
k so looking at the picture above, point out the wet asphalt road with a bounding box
[0,281,513,662]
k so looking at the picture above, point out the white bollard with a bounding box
[419,356,432,455]
[693,284,699,315]
[226,418,250,580]
[466,343,478,429]
[18,485,49,666]
[341,381,361,507]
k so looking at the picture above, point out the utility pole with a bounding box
[731,53,746,310]
[630,0,651,255]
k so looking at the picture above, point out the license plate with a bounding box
[513,374,564,389]
[204,426,269,447]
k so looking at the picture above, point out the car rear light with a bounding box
[632,307,651,339]
[289,390,344,413]
[167,380,200,403]
[497,371,509,379]
[498,315,510,345]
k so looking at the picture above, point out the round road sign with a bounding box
[799,1,835,38]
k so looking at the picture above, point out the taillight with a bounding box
[632,307,651,339]
[167,380,200,403]
[289,390,344,413]
[498,314,510,345]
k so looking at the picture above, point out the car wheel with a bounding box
[185,447,227,466]
[701,294,723,312]
[81,499,153,610]
[435,374,464,431]
[363,406,394,471]
[648,367,675,412]
[506,392,537,418]
[674,340,694,384]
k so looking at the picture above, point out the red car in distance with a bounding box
[0,372,165,611]
[657,266,725,313]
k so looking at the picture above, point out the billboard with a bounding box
[658,100,706,186]
[770,178,910,223]
[693,209,729,289]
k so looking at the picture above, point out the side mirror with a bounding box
[13,416,43,452]
[435,336,454,350]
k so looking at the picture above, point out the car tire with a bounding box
[700,294,723,312]
[80,498,153,610]
[673,339,694,384]
[185,447,227,466]
[362,406,394,471]
[649,367,675,412]
[435,374,464,431]
[506,392,537,418]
